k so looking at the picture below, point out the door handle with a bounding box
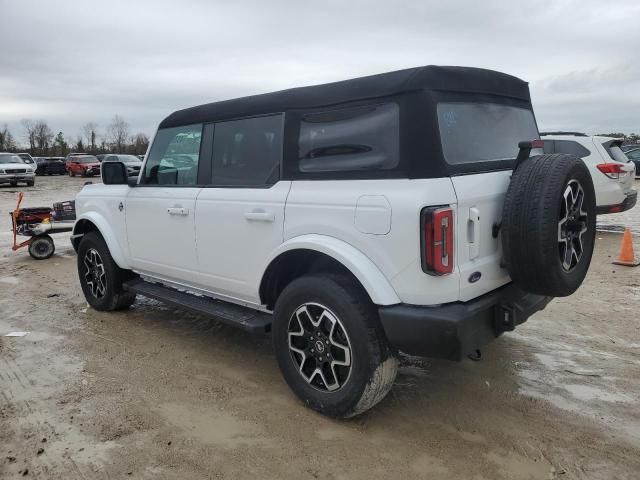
[167,206,189,216]
[244,210,275,222]
[468,207,480,259]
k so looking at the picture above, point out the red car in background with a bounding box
[65,154,101,177]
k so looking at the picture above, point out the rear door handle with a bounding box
[244,210,275,222]
[167,206,189,216]
[468,207,480,259]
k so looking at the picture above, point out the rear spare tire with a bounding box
[502,153,596,297]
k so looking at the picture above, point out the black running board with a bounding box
[123,278,271,333]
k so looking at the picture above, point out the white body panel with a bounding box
[75,172,515,308]
[125,186,201,284]
[283,179,464,305]
[451,171,512,302]
[194,182,291,304]
[75,184,132,268]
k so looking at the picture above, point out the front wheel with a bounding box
[68,170,75,177]
[272,274,397,418]
[77,231,136,311]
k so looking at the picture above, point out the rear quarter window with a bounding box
[298,103,399,172]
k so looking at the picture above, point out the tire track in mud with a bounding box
[0,354,107,480]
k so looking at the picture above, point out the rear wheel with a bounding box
[272,274,397,418]
[77,231,136,311]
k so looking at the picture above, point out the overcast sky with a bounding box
[1,0,639,145]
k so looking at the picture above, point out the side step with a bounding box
[123,278,271,334]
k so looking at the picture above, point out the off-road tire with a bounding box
[273,274,398,418]
[28,235,55,260]
[502,154,596,297]
[77,231,136,311]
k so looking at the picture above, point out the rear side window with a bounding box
[142,124,202,185]
[211,114,283,187]
[602,141,630,163]
[542,140,590,158]
[298,103,399,172]
[437,102,539,165]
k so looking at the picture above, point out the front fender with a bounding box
[73,212,131,269]
[261,234,401,306]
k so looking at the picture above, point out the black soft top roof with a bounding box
[159,65,530,129]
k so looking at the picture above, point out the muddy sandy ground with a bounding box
[1,176,639,479]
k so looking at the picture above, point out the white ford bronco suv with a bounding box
[72,66,596,418]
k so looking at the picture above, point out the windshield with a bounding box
[437,102,539,165]
[0,154,24,164]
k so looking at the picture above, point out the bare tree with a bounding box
[21,119,36,153]
[108,115,129,153]
[33,120,54,155]
[130,133,149,155]
[83,122,98,153]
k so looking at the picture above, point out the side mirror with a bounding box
[102,161,129,185]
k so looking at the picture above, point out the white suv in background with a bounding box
[541,133,637,214]
[72,66,599,418]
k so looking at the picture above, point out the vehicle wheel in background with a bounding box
[28,235,55,260]
[26,179,34,187]
[77,231,137,311]
[502,153,596,297]
[272,274,398,418]
[68,170,75,177]
[10,181,17,187]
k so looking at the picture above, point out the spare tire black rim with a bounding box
[287,303,352,392]
[84,248,106,298]
[558,179,588,272]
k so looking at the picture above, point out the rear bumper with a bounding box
[596,189,637,215]
[378,284,552,361]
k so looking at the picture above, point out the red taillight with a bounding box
[421,206,454,275]
[596,163,624,179]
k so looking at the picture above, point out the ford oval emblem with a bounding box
[468,271,482,283]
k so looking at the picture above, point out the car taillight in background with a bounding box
[596,163,625,179]
[421,206,454,275]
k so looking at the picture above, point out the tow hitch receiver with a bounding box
[494,303,517,333]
